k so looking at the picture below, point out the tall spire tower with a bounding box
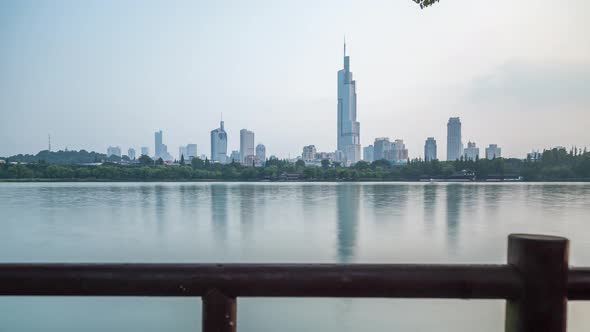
[337,39,361,165]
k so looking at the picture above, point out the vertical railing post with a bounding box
[202,289,237,332]
[505,234,569,332]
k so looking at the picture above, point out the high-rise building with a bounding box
[527,150,542,161]
[179,146,188,160]
[127,148,136,160]
[337,41,361,165]
[155,130,163,159]
[447,117,463,161]
[464,141,479,161]
[186,144,197,160]
[363,145,374,162]
[210,120,228,164]
[390,139,409,163]
[424,137,437,162]
[255,144,266,163]
[107,146,122,158]
[240,129,255,164]
[485,144,501,160]
[373,137,391,161]
[230,150,240,163]
[141,147,149,156]
[302,145,317,162]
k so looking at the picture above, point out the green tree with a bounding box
[138,155,154,166]
[180,155,185,166]
[321,159,330,169]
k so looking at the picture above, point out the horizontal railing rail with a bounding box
[0,234,589,332]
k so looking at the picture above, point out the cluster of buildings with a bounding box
[107,123,268,167]
[106,41,509,167]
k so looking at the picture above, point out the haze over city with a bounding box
[1,0,589,159]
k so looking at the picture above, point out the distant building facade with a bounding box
[337,41,361,165]
[485,144,501,160]
[154,130,173,161]
[255,144,266,164]
[464,141,479,161]
[127,148,136,160]
[239,129,255,164]
[447,117,463,161]
[372,137,407,163]
[424,137,437,162]
[363,145,374,162]
[210,120,228,164]
[373,137,391,161]
[107,146,122,158]
[302,145,317,162]
[141,147,149,156]
[230,150,240,163]
[186,144,197,160]
[527,150,542,161]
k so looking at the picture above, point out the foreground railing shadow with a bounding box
[1,234,589,332]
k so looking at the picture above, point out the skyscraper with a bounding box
[424,137,437,162]
[230,150,240,163]
[337,40,361,165]
[179,146,188,160]
[255,144,266,163]
[373,138,391,161]
[302,145,317,162]
[240,129,255,164]
[186,144,197,159]
[154,130,163,159]
[127,148,136,160]
[464,141,479,161]
[210,120,228,163]
[141,147,149,156]
[107,146,121,158]
[447,117,463,161]
[485,144,501,160]
[363,145,374,162]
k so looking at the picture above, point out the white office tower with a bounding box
[337,41,361,165]
[155,130,163,159]
[127,148,136,160]
[141,147,149,156]
[373,138,391,161]
[424,137,437,162]
[107,146,122,158]
[255,144,266,163]
[447,117,463,161]
[186,144,197,160]
[363,145,374,162]
[391,139,409,163]
[240,129,255,164]
[485,144,501,160]
[179,146,188,160]
[302,145,317,162]
[230,150,240,163]
[210,120,228,164]
[464,141,480,161]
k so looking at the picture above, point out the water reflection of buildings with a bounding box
[336,184,360,263]
[423,184,437,227]
[239,185,256,235]
[445,184,462,252]
[211,184,228,243]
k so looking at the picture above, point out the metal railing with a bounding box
[1,234,589,332]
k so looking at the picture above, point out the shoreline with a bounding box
[1,178,589,183]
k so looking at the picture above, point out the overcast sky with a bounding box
[1,0,589,159]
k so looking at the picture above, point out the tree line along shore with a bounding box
[1,148,589,182]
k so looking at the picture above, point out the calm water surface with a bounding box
[1,182,589,331]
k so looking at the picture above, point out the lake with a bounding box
[1,182,589,331]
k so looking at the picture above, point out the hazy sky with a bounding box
[1,0,589,159]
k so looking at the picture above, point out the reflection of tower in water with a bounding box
[336,184,360,263]
[211,184,228,243]
[445,184,462,252]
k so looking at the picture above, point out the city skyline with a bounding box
[1,1,589,159]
